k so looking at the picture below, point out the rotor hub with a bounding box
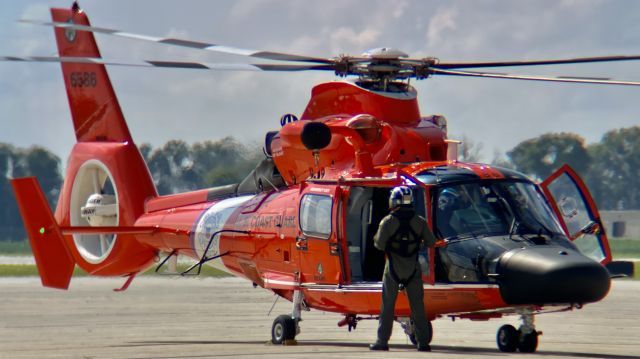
[81,193,117,227]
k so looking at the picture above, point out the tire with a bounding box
[518,330,539,353]
[408,320,433,345]
[271,315,296,344]
[497,324,518,352]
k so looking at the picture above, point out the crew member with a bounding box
[370,186,437,352]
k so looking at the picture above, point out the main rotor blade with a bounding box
[20,19,333,64]
[0,56,334,72]
[431,68,640,86]
[434,55,640,69]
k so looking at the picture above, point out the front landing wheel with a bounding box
[271,315,296,344]
[518,330,539,353]
[497,324,518,352]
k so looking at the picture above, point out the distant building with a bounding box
[600,210,640,239]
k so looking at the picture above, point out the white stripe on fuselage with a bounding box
[302,282,499,292]
[192,196,253,273]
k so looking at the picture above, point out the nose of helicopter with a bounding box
[496,246,611,305]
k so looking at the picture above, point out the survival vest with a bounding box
[387,212,421,258]
[385,210,422,287]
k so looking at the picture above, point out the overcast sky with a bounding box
[1,0,639,165]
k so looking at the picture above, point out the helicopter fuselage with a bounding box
[8,5,618,351]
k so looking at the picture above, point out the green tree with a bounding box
[586,127,640,210]
[458,136,484,163]
[0,144,19,241]
[193,137,262,188]
[0,144,62,241]
[20,147,62,206]
[144,137,263,195]
[145,140,196,194]
[490,149,515,170]
[507,133,590,181]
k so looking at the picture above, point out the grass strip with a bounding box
[0,264,229,278]
[0,241,31,255]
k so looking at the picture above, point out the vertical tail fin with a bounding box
[51,7,131,142]
[12,177,75,289]
[24,6,160,277]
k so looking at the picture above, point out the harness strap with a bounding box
[388,255,418,289]
[386,212,422,288]
[386,215,421,258]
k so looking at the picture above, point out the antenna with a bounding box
[71,1,81,13]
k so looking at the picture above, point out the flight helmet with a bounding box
[389,186,413,209]
[438,187,470,211]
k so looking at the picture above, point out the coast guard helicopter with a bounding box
[5,2,638,353]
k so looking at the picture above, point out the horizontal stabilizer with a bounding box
[11,177,75,289]
[59,226,157,235]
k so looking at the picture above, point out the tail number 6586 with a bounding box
[70,72,97,88]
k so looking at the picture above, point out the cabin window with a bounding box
[300,194,332,238]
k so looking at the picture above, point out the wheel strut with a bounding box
[271,290,306,345]
[517,312,540,353]
[496,312,541,353]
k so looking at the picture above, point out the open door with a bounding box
[541,164,612,264]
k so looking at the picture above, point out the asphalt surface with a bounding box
[1,277,638,359]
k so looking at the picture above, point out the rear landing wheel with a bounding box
[497,324,518,352]
[271,315,296,344]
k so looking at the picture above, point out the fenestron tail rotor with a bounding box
[73,161,118,264]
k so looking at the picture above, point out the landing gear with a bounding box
[516,312,539,353]
[497,324,518,352]
[271,315,296,344]
[400,318,433,346]
[518,330,539,353]
[496,312,540,353]
[271,290,306,345]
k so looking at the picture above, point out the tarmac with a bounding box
[1,276,638,359]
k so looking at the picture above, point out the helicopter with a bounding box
[6,2,639,353]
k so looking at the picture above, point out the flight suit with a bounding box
[373,206,437,348]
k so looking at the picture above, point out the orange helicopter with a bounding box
[5,2,639,353]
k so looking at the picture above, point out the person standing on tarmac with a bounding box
[369,186,437,352]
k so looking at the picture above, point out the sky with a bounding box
[1,0,640,165]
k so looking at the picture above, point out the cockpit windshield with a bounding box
[432,180,564,241]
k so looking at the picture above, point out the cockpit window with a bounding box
[434,180,564,241]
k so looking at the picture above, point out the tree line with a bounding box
[1,127,639,241]
[505,127,640,210]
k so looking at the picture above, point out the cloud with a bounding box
[330,27,381,53]
[2,0,640,166]
[426,6,458,47]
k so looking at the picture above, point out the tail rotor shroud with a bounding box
[71,160,118,264]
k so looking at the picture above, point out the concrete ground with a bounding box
[1,277,638,359]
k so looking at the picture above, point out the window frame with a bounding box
[299,193,333,239]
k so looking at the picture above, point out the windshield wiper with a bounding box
[447,232,491,242]
[508,217,520,240]
[528,214,555,237]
